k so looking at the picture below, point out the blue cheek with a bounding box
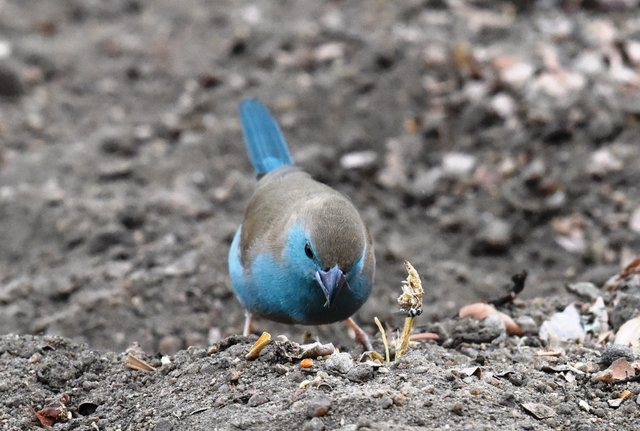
[346,245,366,279]
[283,224,315,270]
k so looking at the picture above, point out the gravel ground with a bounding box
[1,0,640,429]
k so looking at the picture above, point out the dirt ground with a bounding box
[1,0,640,430]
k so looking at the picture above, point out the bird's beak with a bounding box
[315,265,346,307]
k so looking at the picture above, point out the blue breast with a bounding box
[228,227,372,325]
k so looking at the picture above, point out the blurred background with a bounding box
[1,0,639,353]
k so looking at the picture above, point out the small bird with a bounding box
[228,99,375,348]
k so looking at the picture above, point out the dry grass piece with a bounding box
[245,331,271,360]
[126,354,156,372]
[374,317,390,365]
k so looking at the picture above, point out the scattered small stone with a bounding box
[493,57,534,89]
[313,42,344,63]
[247,393,268,407]
[566,282,602,302]
[377,135,421,189]
[450,402,465,416]
[611,294,640,335]
[392,393,408,406]
[0,61,24,98]
[87,226,131,254]
[300,342,335,359]
[302,418,324,431]
[0,40,10,59]
[409,168,442,201]
[522,402,556,419]
[447,314,505,346]
[508,372,525,387]
[629,206,640,233]
[599,345,634,366]
[346,364,374,383]
[471,215,512,254]
[96,126,137,156]
[117,205,146,230]
[325,352,354,374]
[614,316,640,354]
[514,316,538,334]
[98,160,134,181]
[607,398,624,408]
[442,152,476,178]
[539,304,585,346]
[154,418,174,431]
[163,251,200,276]
[574,362,599,373]
[306,397,331,418]
[339,151,377,170]
[378,396,393,409]
[588,148,623,177]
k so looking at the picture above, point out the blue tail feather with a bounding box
[240,99,294,176]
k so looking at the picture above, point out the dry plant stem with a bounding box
[394,261,424,362]
[374,317,390,365]
[395,316,414,360]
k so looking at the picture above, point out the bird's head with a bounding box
[285,195,367,308]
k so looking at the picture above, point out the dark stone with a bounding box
[0,61,24,98]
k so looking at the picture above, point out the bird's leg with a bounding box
[346,317,372,351]
[243,311,253,336]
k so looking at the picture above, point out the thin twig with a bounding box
[374,317,390,365]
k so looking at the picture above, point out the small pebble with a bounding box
[442,152,476,178]
[97,126,137,156]
[302,418,324,431]
[306,397,331,418]
[599,344,634,366]
[87,226,131,254]
[508,372,525,387]
[325,352,354,374]
[154,419,174,431]
[248,393,269,407]
[0,61,24,98]
[339,151,377,170]
[346,364,373,383]
[378,396,393,409]
[450,402,465,416]
[515,316,538,334]
[565,282,602,302]
[471,215,512,254]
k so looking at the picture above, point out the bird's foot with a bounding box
[346,317,372,351]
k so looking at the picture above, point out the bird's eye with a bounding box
[304,242,314,259]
